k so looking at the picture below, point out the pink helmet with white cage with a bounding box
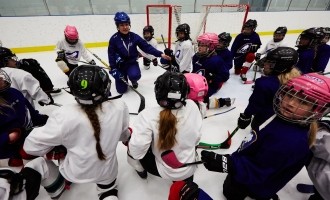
[184,73,208,102]
[197,33,219,51]
[274,73,330,124]
[64,25,79,40]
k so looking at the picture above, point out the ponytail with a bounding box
[158,109,177,150]
[308,121,318,148]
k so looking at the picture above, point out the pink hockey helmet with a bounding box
[184,73,208,102]
[274,73,330,124]
[197,33,219,51]
[64,25,79,40]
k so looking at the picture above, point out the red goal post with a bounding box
[146,4,182,49]
[192,4,250,45]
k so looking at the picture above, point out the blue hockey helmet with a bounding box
[114,12,130,27]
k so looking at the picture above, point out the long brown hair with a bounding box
[158,108,177,150]
[81,104,106,160]
[308,121,318,148]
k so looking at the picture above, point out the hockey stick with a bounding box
[296,183,314,193]
[86,49,145,113]
[197,127,239,149]
[161,34,178,72]
[203,106,236,119]
[244,62,258,84]
[161,150,204,169]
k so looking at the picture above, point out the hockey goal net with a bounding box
[146,4,182,49]
[192,4,250,45]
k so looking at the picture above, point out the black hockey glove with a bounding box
[201,150,232,173]
[179,181,200,200]
[237,113,252,129]
[55,50,66,62]
[164,48,173,56]
[152,58,158,66]
[0,169,25,195]
[38,94,54,106]
[89,59,96,65]
[255,53,261,61]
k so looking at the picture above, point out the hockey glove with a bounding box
[237,113,252,129]
[109,69,123,81]
[201,150,232,173]
[0,169,25,195]
[164,48,173,56]
[255,53,261,61]
[55,50,66,62]
[89,59,96,65]
[115,54,124,68]
[152,58,158,66]
[46,145,67,160]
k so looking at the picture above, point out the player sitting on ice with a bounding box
[161,23,194,73]
[138,25,159,70]
[191,33,231,109]
[255,26,289,72]
[215,32,234,71]
[231,19,262,81]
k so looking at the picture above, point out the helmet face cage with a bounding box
[243,19,257,32]
[264,47,298,75]
[176,23,190,41]
[273,27,287,42]
[197,33,219,55]
[68,65,111,105]
[274,73,330,125]
[218,32,232,48]
[154,71,189,109]
[114,12,131,27]
[143,25,154,41]
[0,69,11,92]
[0,47,17,67]
[184,73,208,102]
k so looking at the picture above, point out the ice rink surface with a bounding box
[1,34,329,200]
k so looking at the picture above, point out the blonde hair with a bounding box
[81,104,106,160]
[158,109,177,150]
[277,67,301,85]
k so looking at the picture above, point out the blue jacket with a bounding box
[297,47,315,74]
[192,54,229,90]
[231,32,262,65]
[244,76,280,130]
[313,43,330,73]
[230,116,311,199]
[216,48,233,70]
[0,88,47,158]
[108,32,163,70]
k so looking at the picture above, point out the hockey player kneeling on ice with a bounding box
[0,69,48,167]
[191,33,231,109]
[215,32,234,71]
[202,73,330,200]
[237,47,301,131]
[128,71,202,182]
[23,65,131,200]
[139,25,159,70]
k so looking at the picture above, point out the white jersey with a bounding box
[258,39,289,56]
[307,127,330,200]
[138,38,158,60]
[24,100,131,184]
[129,99,202,181]
[174,40,194,72]
[2,67,49,107]
[55,38,93,65]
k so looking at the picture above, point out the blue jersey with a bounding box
[0,88,46,158]
[244,76,280,130]
[231,32,262,66]
[192,54,229,92]
[108,32,163,69]
[230,116,311,198]
[216,48,233,70]
[296,47,315,74]
[313,43,330,73]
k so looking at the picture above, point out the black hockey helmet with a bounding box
[68,65,111,105]
[0,69,11,92]
[0,47,16,67]
[274,26,287,35]
[176,23,191,41]
[243,19,257,31]
[218,32,232,48]
[143,25,154,41]
[264,47,298,75]
[154,71,189,109]
[296,27,325,48]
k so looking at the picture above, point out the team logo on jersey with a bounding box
[196,69,206,76]
[236,43,252,54]
[80,80,88,89]
[237,130,257,152]
[66,51,79,59]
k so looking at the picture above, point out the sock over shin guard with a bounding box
[97,180,118,200]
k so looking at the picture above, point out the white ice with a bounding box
[1,34,329,200]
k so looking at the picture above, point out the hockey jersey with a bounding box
[296,47,315,74]
[56,38,93,65]
[312,43,330,73]
[173,40,194,72]
[215,48,233,70]
[257,39,288,56]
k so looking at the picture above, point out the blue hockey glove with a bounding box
[109,68,123,80]
[115,54,124,68]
